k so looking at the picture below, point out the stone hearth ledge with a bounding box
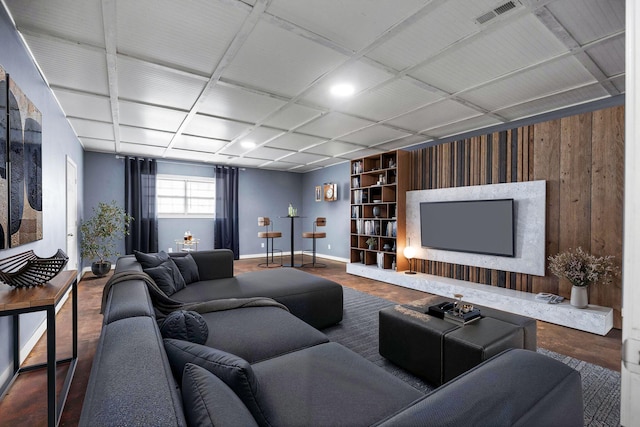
[346,263,613,336]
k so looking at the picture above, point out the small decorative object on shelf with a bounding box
[366,237,377,250]
[547,247,620,308]
[0,249,68,287]
[372,206,380,218]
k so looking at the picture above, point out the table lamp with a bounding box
[403,244,416,275]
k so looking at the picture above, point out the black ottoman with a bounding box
[379,301,536,385]
[443,317,523,382]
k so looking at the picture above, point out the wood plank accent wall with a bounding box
[410,105,624,328]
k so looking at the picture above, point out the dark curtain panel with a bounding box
[125,157,158,254]
[214,166,239,259]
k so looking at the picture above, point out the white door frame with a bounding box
[622,1,640,424]
[65,156,78,272]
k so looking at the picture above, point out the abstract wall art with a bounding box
[0,63,42,249]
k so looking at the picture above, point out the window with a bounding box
[157,175,215,218]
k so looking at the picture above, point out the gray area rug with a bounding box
[323,286,621,427]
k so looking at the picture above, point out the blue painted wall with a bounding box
[0,5,84,384]
[301,162,351,260]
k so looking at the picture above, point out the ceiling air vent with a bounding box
[475,1,521,25]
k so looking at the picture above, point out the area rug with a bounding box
[323,286,621,427]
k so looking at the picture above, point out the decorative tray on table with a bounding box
[427,301,482,325]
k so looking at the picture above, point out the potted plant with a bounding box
[80,201,133,277]
[365,237,377,250]
[547,247,619,308]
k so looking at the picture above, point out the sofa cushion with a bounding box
[145,263,179,295]
[182,363,258,427]
[163,339,268,426]
[171,253,200,284]
[200,306,329,363]
[161,310,209,345]
[251,342,423,427]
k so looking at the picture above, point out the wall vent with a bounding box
[475,1,521,25]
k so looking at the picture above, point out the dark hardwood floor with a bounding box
[0,257,622,426]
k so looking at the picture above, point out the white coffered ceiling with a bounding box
[2,0,625,172]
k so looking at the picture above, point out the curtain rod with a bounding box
[114,155,245,170]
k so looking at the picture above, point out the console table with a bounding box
[0,270,78,427]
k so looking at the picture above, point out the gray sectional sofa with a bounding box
[80,250,584,426]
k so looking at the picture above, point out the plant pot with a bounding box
[91,261,112,277]
[570,285,588,308]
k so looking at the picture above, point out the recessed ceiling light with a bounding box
[330,83,355,97]
[241,140,256,149]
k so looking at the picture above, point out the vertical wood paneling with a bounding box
[590,105,624,328]
[409,105,623,327]
[531,119,561,295]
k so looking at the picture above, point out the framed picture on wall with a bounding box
[315,185,322,202]
[323,183,337,201]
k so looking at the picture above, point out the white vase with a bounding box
[570,285,588,308]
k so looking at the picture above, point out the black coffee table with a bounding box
[379,298,536,385]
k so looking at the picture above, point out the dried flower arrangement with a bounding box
[547,247,620,287]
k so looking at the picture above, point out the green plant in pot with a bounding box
[80,201,133,277]
[365,237,377,250]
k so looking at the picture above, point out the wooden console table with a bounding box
[0,270,78,427]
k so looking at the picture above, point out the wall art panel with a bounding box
[0,66,8,249]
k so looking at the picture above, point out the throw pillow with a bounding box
[160,310,209,345]
[163,339,267,426]
[182,363,258,427]
[134,250,170,269]
[171,254,200,284]
[144,264,177,295]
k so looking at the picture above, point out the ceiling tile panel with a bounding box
[266,133,326,151]
[117,0,249,74]
[409,14,567,93]
[5,0,105,46]
[461,56,598,111]
[338,147,386,160]
[168,149,230,164]
[171,135,228,153]
[199,84,287,123]
[279,151,329,165]
[54,89,112,122]
[259,160,299,171]
[366,0,500,70]
[119,142,166,158]
[267,0,429,51]
[119,126,174,146]
[306,157,349,169]
[387,100,480,132]
[243,146,291,160]
[585,37,625,77]
[68,118,114,140]
[339,78,442,121]
[493,83,610,121]
[227,157,270,168]
[304,141,364,157]
[301,60,395,108]
[80,137,115,153]
[237,126,284,146]
[222,19,347,98]
[297,112,374,139]
[374,135,428,151]
[340,125,410,146]
[117,56,206,110]
[183,114,250,141]
[547,0,624,45]
[21,35,109,95]
[262,103,324,130]
[119,101,187,132]
[427,115,502,139]
[611,75,625,93]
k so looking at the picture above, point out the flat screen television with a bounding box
[420,199,515,257]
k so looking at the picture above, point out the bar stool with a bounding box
[257,217,282,268]
[301,217,326,268]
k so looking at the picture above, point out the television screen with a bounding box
[420,199,514,257]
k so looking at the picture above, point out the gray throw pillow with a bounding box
[182,363,258,427]
[163,339,267,426]
[160,310,208,345]
[144,264,176,296]
[171,254,200,284]
[134,250,170,268]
